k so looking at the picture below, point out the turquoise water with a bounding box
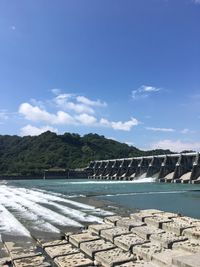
[7,179,200,219]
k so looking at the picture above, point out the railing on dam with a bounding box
[86,152,200,184]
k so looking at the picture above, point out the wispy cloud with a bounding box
[10,25,16,31]
[132,85,161,100]
[100,117,139,131]
[180,128,195,134]
[20,125,58,136]
[53,93,106,114]
[151,139,200,152]
[76,96,107,107]
[192,0,200,4]
[146,127,175,132]
[19,90,139,132]
[0,111,9,120]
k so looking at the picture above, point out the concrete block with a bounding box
[139,209,164,215]
[45,243,79,259]
[132,243,162,261]
[160,212,180,219]
[152,249,191,267]
[132,226,165,240]
[104,216,123,225]
[172,239,200,253]
[65,232,75,241]
[150,232,188,249]
[162,220,195,235]
[130,213,155,223]
[183,226,200,240]
[131,210,165,223]
[95,247,135,267]
[13,255,51,267]
[80,238,116,259]
[4,241,41,260]
[172,253,200,267]
[88,223,114,235]
[177,216,200,225]
[101,227,131,242]
[115,260,157,267]
[144,216,172,229]
[40,239,68,248]
[116,218,145,230]
[69,231,100,248]
[54,252,94,267]
[114,233,148,251]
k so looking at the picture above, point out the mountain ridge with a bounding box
[0,131,172,176]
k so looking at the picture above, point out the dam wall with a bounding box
[87,152,200,183]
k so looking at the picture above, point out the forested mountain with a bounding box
[0,131,172,176]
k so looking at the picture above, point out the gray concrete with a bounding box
[54,252,94,267]
[45,243,79,259]
[114,233,148,251]
[101,226,131,242]
[4,241,41,261]
[80,238,116,258]
[132,225,164,240]
[95,247,135,267]
[132,243,163,261]
[88,223,114,235]
[87,153,200,183]
[13,255,51,267]
[152,249,192,267]
[116,218,145,230]
[150,232,188,248]
[172,253,200,267]
[69,231,100,248]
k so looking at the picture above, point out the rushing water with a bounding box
[1,178,200,238]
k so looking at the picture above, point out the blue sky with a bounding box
[0,0,200,152]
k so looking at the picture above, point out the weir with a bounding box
[87,152,200,183]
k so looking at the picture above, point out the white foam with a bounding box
[12,186,113,216]
[0,187,82,227]
[131,177,156,183]
[105,190,186,197]
[0,194,60,233]
[0,204,30,236]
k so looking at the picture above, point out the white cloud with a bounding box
[54,94,95,114]
[19,103,75,125]
[146,127,175,132]
[20,125,58,136]
[181,128,195,134]
[51,88,62,95]
[100,117,139,131]
[76,96,107,107]
[132,85,161,99]
[151,139,200,152]
[19,93,139,132]
[75,113,97,125]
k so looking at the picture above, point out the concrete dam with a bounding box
[87,152,200,184]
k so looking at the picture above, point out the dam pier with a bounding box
[87,152,200,184]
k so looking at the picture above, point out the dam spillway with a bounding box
[87,152,200,184]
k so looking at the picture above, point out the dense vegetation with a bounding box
[0,131,172,176]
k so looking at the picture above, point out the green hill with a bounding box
[0,131,172,176]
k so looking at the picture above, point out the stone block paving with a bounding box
[2,209,200,267]
[100,227,131,242]
[69,231,100,248]
[116,219,145,230]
